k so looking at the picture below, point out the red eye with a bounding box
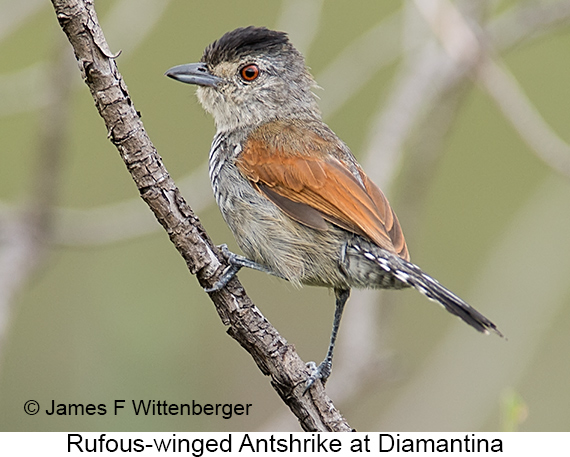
[240,64,259,81]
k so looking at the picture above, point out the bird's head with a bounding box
[166,26,321,132]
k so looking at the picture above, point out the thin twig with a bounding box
[489,0,570,51]
[317,12,401,119]
[0,0,172,118]
[416,0,570,179]
[276,0,324,55]
[52,163,212,246]
[477,58,570,178]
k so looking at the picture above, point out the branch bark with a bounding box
[50,0,351,432]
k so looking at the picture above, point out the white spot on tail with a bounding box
[422,273,439,285]
[395,270,410,283]
[416,286,428,294]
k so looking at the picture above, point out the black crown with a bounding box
[202,26,290,67]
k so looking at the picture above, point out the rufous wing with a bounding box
[237,122,409,260]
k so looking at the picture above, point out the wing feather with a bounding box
[237,121,409,260]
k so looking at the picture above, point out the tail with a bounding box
[349,242,503,337]
[397,259,503,337]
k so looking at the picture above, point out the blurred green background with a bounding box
[1,0,569,432]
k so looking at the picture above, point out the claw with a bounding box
[218,244,231,259]
[304,360,332,393]
[204,263,241,293]
[204,244,282,293]
[203,244,241,292]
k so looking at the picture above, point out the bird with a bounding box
[165,26,502,389]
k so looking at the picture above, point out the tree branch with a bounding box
[49,0,351,432]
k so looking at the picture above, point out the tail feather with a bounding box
[349,242,503,337]
[400,260,503,337]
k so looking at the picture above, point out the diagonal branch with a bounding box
[50,0,351,432]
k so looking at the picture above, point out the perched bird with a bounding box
[166,26,502,388]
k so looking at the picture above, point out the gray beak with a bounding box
[165,63,222,87]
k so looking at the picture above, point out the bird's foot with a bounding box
[304,359,332,393]
[204,244,242,292]
[205,244,278,292]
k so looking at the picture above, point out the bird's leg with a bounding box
[204,244,281,292]
[305,288,350,391]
